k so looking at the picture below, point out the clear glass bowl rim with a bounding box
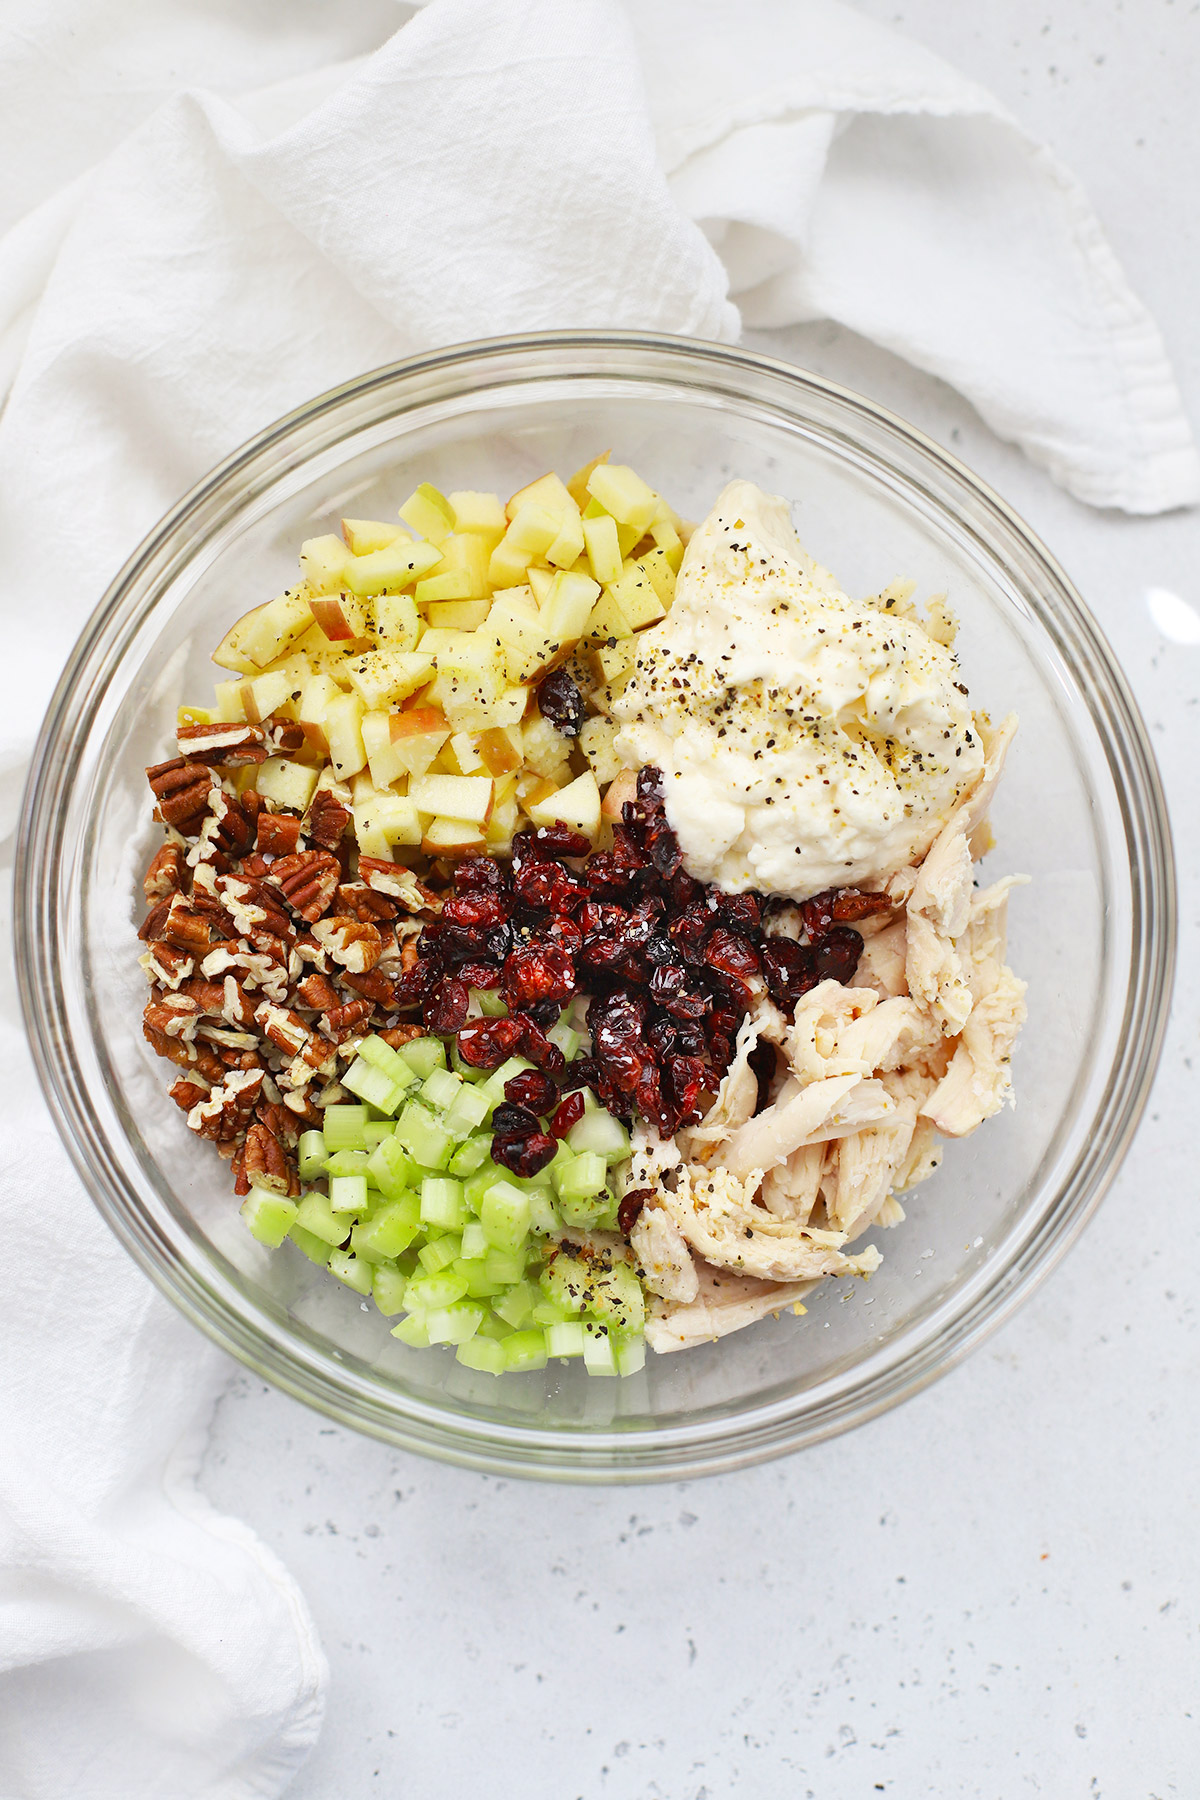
[14,330,1176,1484]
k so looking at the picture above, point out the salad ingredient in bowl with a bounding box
[135,454,1026,1378]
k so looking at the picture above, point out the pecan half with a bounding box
[357,858,443,914]
[243,1120,293,1194]
[176,721,267,767]
[312,915,383,974]
[268,850,341,924]
[138,943,195,989]
[143,843,186,903]
[208,789,256,858]
[263,713,306,756]
[157,891,215,951]
[334,881,397,923]
[305,786,351,850]
[380,1023,426,1049]
[143,1020,227,1082]
[342,967,398,1007]
[186,1066,265,1142]
[296,970,340,1012]
[323,996,373,1041]
[168,1077,210,1112]
[146,758,215,830]
[256,811,302,859]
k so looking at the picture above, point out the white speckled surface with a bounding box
[201,5,1200,1794]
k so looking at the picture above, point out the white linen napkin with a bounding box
[1,2,1194,1795]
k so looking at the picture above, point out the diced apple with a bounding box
[408,773,495,824]
[582,512,623,586]
[421,817,488,858]
[526,770,602,840]
[300,534,353,594]
[427,598,492,630]
[436,531,492,599]
[213,588,313,673]
[636,546,676,605]
[342,518,408,555]
[240,670,295,724]
[342,539,444,596]
[324,691,366,781]
[601,766,639,819]
[297,672,345,755]
[503,503,561,562]
[212,679,247,722]
[256,758,320,813]
[584,496,641,557]
[519,772,561,811]
[592,638,641,684]
[649,515,684,570]
[585,463,659,534]
[566,450,610,510]
[487,537,535,590]
[491,686,531,729]
[276,623,357,681]
[476,725,523,777]
[442,731,484,775]
[541,569,600,645]
[399,482,456,546]
[579,718,623,786]
[447,491,506,546]
[546,510,585,570]
[521,714,572,779]
[388,706,451,779]
[415,569,474,606]
[526,566,555,607]
[486,586,539,648]
[361,711,409,789]
[342,649,434,711]
[178,705,211,729]
[606,559,666,631]
[371,591,421,652]
[354,790,422,859]
[583,587,634,644]
[308,591,374,649]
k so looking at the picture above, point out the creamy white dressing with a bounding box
[613,480,985,896]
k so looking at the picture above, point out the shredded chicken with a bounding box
[645,1261,821,1354]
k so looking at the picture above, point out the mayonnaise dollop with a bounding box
[612,480,985,896]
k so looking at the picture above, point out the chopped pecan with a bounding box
[343,968,398,1007]
[400,938,420,974]
[334,881,397,923]
[144,1020,227,1082]
[238,853,272,879]
[143,843,186,903]
[256,1099,301,1148]
[179,975,255,1026]
[230,1141,251,1195]
[252,999,335,1070]
[282,1089,324,1127]
[138,897,172,942]
[146,758,215,830]
[324,997,373,1041]
[168,1077,210,1112]
[357,858,443,914]
[312,915,383,974]
[263,713,306,756]
[138,943,195,989]
[268,850,341,924]
[143,990,200,1038]
[256,811,303,859]
[208,789,256,858]
[157,891,216,951]
[296,971,341,1013]
[243,1120,294,1194]
[216,872,294,941]
[305,786,351,850]
[380,1023,426,1049]
[176,721,267,767]
[185,1066,265,1142]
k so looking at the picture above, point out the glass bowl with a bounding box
[15,332,1174,1483]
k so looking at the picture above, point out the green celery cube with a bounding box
[297,1131,327,1178]
[367,1135,419,1200]
[421,1066,463,1111]
[405,1266,469,1311]
[418,1237,461,1274]
[239,1188,296,1249]
[358,1034,417,1088]
[480,1180,531,1252]
[455,1337,506,1373]
[372,1263,409,1316]
[501,1328,548,1372]
[329,1173,369,1215]
[294,1190,348,1247]
[328,1249,373,1295]
[426,1301,485,1345]
[420,1176,468,1229]
[390,1312,432,1347]
[443,1084,492,1140]
[321,1105,370,1152]
[342,1057,405,1115]
[394,1101,453,1170]
[398,1035,446,1078]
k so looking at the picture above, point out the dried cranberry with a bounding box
[536,669,585,737]
[814,925,863,985]
[503,941,576,1010]
[442,891,509,928]
[714,890,761,933]
[646,1017,678,1059]
[800,890,836,942]
[670,1017,708,1056]
[517,1015,567,1074]
[456,1016,524,1068]
[668,868,702,911]
[831,888,892,922]
[550,1091,586,1138]
[705,926,761,997]
[491,1131,557,1178]
[504,1069,558,1114]
[423,977,470,1034]
[512,859,585,915]
[634,1063,676,1139]
[617,1188,653,1236]
[530,822,592,860]
[491,1100,542,1139]
[584,851,637,895]
[636,765,664,805]
[579,900,629,940]
[648,963,686,1004]
[761,937,818,1009]
[456,960,503,990]
[547,916,583,957]
[669,903,712,963]
[644,932,680,967]
[454,856,508,894]
[646,824,683,879]
[664,1054,707,1123]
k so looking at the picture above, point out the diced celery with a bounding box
[455,1259,506,1298]
[342,1058,406,1115]
[357,1034,418,1089]
[472,987,509,1018]
[545,1319,587,1358]
[367,1135,419,1199]
[294,1190,348,1247]
[239,1189,297,1249]
[483,1247,526,1286]
[394,1101,453,1170]
[352,1195,421,1260]
[455,1337,506,1374]
[405,1266,470,1311]
[547,1016,582,1061]
[464,1167,497,1215]
[476,1310,511,1340]
[372,1263,409,1316]
[449,1133,492,1177]
[479,1055,533,1105]
[329,1173,369,1215]
[527,1186,563,1237]
[420,1176,468,1229]
[566,1108,630,1163]
[288,1222,334,1267]
[614,1333,646,1377]
[493,1280,536,1329]
[583,1321,618,1376]
[460,1219,489,1260]
[418,1236,461,1274]
[442,1083,491,1140]
[420,1066,463,1111]
[426,1300,485,1345]
[362,1121,396,1148]
[321,1104,370,1152]
[297,1130,327,1179]
[480,1180,531,1252]
[391,1312,432,1347]
[328,1249,374,1295]
[323,1148,371,1179]
[501,1328,548,1372]
[532,1297,572,1326]
[554,1149,607,1204]
[398,1035,446,1078]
